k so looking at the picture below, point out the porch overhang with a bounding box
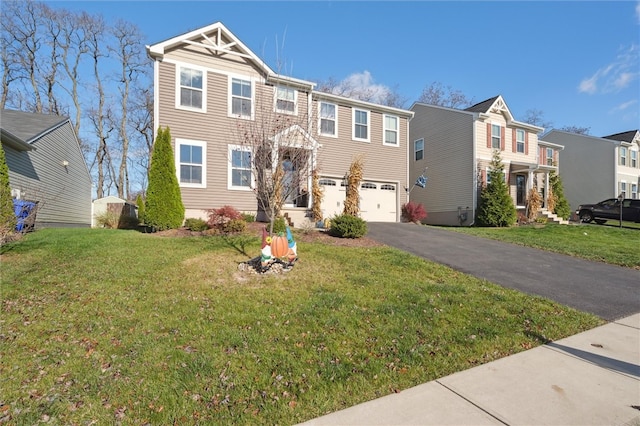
[509,161,537,173]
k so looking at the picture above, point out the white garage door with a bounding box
[319,178,397,222]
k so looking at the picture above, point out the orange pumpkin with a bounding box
[270,235,289,258]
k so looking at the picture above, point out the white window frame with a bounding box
[352,108,370,142]
[631,150,638,168]
[176,64,206,113]
[619,181,627,198]
[227,145,253,190]
[620,147,627,166]
[383,114,399,146]
[319,102,337,137]
[175,138,206,188]
[516,129,525,153]
[228,76,254,120]
[414,138,424,161]
[491,124,501,149]
[546,148,554,166]
[631,183,638,199]
[275,86,297,115]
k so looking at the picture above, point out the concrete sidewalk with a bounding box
[299,313,640,426]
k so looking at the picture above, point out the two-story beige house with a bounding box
[146,22,413,225]
[409,95,563,226]
[540,129,640,213]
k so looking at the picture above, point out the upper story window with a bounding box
[353,108,369,142]
[231,77,252,119]
[631,150,638,168]
[620,147,627,166]
[491,124,501,149]
[546,148,554,166]
[176,139,206,188]
[414,138,424,161]
[276,86,297,114]
[178,66,205,111]
[319,102,337,137]
[516,129,525,153]
[228,145,252,190]
[384,114,399,146]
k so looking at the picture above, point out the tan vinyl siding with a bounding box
[409,104,475,225]
[4,123,92,227]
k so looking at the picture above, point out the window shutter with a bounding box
[486,123,491,148]
[540,147,546,164]
[525,132,529,155]
[512,129,516,152]
[500,127,505,151]
[554,150,558,165]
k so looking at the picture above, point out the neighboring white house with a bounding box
[540,129,640,213]
[1,109,92,228]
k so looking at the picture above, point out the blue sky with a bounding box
[47,1,639,137]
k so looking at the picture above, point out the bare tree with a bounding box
[559,125,590,135]
[522,108,553,131]
[231,84,317,233]
[315,74,407,108]
[40,5,63,115]
[418,82,474,109]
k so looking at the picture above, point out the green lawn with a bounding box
[446,222,640,269]
[1,228,603,424]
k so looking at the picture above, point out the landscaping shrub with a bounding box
[329,214,367,238]
[184,218,208,231]
[401,201,427,223]
[477,150,517,227]
[222,218,246,234]
[0,145,16,236]
[207,205,242,229]
[272,216,287,235]
[145,127,185,230]
[549,170,571,220]
[241,212,256,223]
[136,194,145,224]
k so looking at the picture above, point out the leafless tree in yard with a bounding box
[418,81,474,109]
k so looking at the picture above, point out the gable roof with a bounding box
[1,109,70,151]
[146,21,316,91]
[602,130,639,144]
[464,96,501,113]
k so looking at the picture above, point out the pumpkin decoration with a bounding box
[270,234,289,258]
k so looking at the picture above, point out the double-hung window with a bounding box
[516,129,525,153]
[631,150,638,168]
[620,147,627,166]
[491,124,501,149]
[414,138,424,161]
[275,86,296,114]
[631,183,638,199]
[228,145,252,189]
[178,66,204,111]
[231,77,252,118]
[384,114,399,146]
[546,148,554,166]
[620,181,627,198]
[176,139,206,188]
[353,109,369,142]
[319,102,337,137]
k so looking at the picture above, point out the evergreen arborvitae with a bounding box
[550,170,571,220]
[136,193,145,224]
[144,127,184,230]
[0,145,17,232]
[477,150,517,227]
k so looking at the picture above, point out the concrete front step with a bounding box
[540,210,570,225]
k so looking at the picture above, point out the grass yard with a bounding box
[448,222,640,269]
[1,228,602,425]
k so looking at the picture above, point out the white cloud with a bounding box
[636,1,640,23]
[331,71,392,104]
[610,99,638,113]
[578,44,639,94]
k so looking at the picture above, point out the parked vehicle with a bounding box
[576,198,640,224]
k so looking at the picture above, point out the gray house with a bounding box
[540,129,640,215]
[1,109,92,228]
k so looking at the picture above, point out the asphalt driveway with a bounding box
[367,223,640,321]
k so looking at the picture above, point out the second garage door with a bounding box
[319,178,397,222]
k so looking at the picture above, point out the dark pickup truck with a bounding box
[576,198,640,224]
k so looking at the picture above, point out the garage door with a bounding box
[319,178,397,222]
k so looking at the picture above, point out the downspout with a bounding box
[470,115,477,226]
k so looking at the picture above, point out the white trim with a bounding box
[227,144,253,191]
[175,62,207,113]
[352,108,370,142]
[175,138,207,188]
[414,138,424,161]
[383,114,399,147]
[318,101,338,138]
[228,74,255,120]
